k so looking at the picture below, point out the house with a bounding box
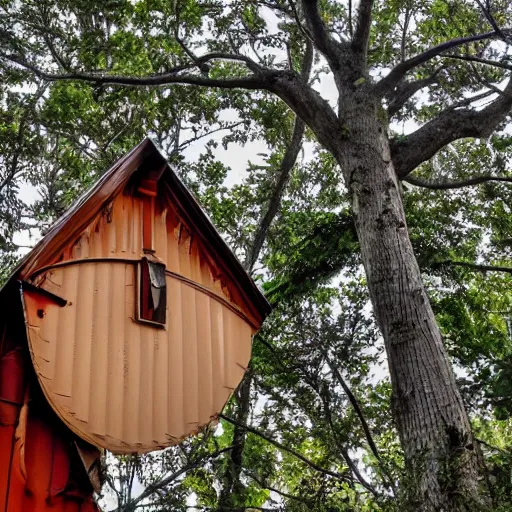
[0,138,271,511]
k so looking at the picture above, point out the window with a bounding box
[137,257,167,326]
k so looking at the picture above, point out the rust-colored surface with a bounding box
[4,139,271,325]
[23,262,253,453]
[0,310,100,512]
[2,138,271,456]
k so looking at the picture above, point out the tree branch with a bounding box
[475,0,511,42]
[443,53,512,72]
[245,44,312,272]
[375,30,507,95]
[300,0,343,66]
[0,51,267,88]
[219,414,349,481]
[123,445,237,512]
[245,117,305,272]
[243,469,314,506]
[324,357,382,463]
[218,372,253,508]
[435,260,512,274]
[387,69,443,118]
[352,0,374,59]
[348,0,353,38]
[175,121,246,154]
[318,390,380,496]
[403,174,512,190]
[391,78,512,178]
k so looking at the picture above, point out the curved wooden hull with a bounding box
[22,261,253,454]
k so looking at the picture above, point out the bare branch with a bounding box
[0,51,267,88]
[348,0,353,38]
[246,117,305,272]
[244,469,314,505]
[319,390,380,495]
[443,53,512,72]
[246,44,313,272]
[442,89,497,112]
[375,30,506,95]
[400,7,412,62]
[218,372,253,507]
[391,78,512,178]
[403,174,512,190]
[123,445,237,512]
[475,0,511,42]
[175,121,246,154]
[324,357,381,463]
[219,413,349,481]
[435,260,512,274]
[301,0,343,66]
[387,68,443,118]
[286,0,314,43]
[352,0,374,59]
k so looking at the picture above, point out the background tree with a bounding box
[1,0,512,510]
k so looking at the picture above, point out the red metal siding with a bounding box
[0,319,100,512]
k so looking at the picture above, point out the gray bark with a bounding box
[332,87,488,510]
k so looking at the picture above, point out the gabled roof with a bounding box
[2,138,271,324]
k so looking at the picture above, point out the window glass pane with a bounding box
[138,258,166,325]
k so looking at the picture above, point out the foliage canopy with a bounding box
[1,0,512,510]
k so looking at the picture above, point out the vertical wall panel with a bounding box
[166,211,181,275]
[71,262,95,423]
[154,207,168,263]
[88,263,110,437]
[106,264,126,443]
[210,299,228,412]
[52,265,79,397]
[123,264,141,445]
[153,326,169,445]
[197,292,213,422]
[138,326,155,447]
[132,197,141,256]
[167,277,183,441]
[182,285,199,429]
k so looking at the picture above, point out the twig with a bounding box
[219,413,349,481]
[403,174,512,190]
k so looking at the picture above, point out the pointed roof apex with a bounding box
[3,138,271,324]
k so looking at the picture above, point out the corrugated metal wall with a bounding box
[0,317,100,512]
[40,192,237,307]
[24,260,253,453]
[23,187,257,453]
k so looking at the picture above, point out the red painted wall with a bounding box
[0,325,100,512]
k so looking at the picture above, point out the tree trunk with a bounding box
[334,93,488,511]
[218,370,253,511]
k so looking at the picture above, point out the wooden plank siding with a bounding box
[4,139,270,455]
[21,190,256,454]
[23,261,253,453]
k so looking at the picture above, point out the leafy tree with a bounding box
[1,1,512,511]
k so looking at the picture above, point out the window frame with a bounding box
[135,257,167,328]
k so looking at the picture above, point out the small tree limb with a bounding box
[0,51,266,87]
[300,0,343,67]
[435,260,512,274]
[352,0,374,60]
[375,30,508,95]
[245,44,312,272]
[403,175,512,190]
[122,445,237,512]
[391,78,512,178]
[387,69,443,117]
[443,54,512,72]
[219,413,349,481]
